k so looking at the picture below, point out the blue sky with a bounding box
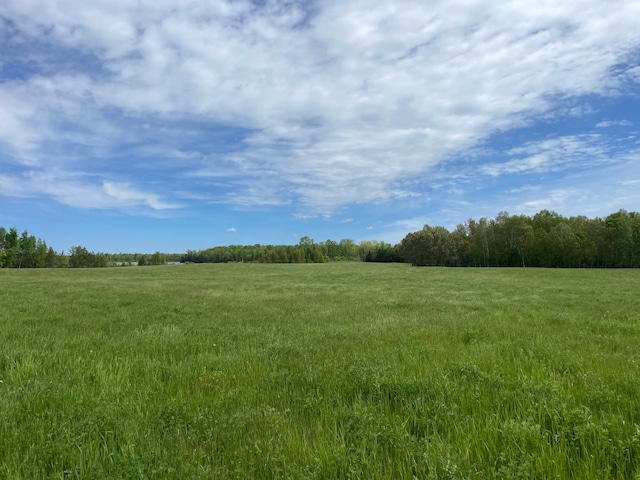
[1,0,640,253]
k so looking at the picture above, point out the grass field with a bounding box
[1,263,639,479]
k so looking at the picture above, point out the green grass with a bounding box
[1,263,639,479]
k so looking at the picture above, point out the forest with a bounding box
[398,209,640,268]
[1,209,639,268]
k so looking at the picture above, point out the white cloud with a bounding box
[480,135,613,176]
[515,189,579,213]
[226,227,237,233]
[0,169,179,211]
[513,179,640,218]
[596,120,633,128]
[507,185,541,194]
[625,66,640,83]
[1,0,640,213]
[389,216,431,231]
[101,182,179,211]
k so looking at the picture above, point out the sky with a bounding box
[1,0,640,253]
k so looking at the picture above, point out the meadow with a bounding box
[1,263,639,479]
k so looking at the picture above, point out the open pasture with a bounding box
[1,263,639,479]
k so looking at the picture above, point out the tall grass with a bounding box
[1,264,639,479]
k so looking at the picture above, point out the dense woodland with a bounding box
[398,209,640,268]
[1,209,639,268]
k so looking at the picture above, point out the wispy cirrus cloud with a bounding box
[596,120,633,128]
[480,135,614,177]
[389,217,432,231]
[0,169,179,212]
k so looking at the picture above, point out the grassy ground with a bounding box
[1,263,639,479]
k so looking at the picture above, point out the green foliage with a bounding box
[137,252,167,266]
[3,208,639,270]
[399,209,640,268]
[0,227,171,269]
[68,246,108,268]
[149,251,167,265]
[1,264,639,478]
[183,238,344,264]
[358,240,403,262]
[181,238,401,264]
[0,227,19,268]
[0,227,65,268]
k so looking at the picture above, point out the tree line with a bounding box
[0,227,399,268]
[0,227,68,268]
[0,227,169,268]
[3,209,639,269]
[398,209,640,268]
[180,237,401,264]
